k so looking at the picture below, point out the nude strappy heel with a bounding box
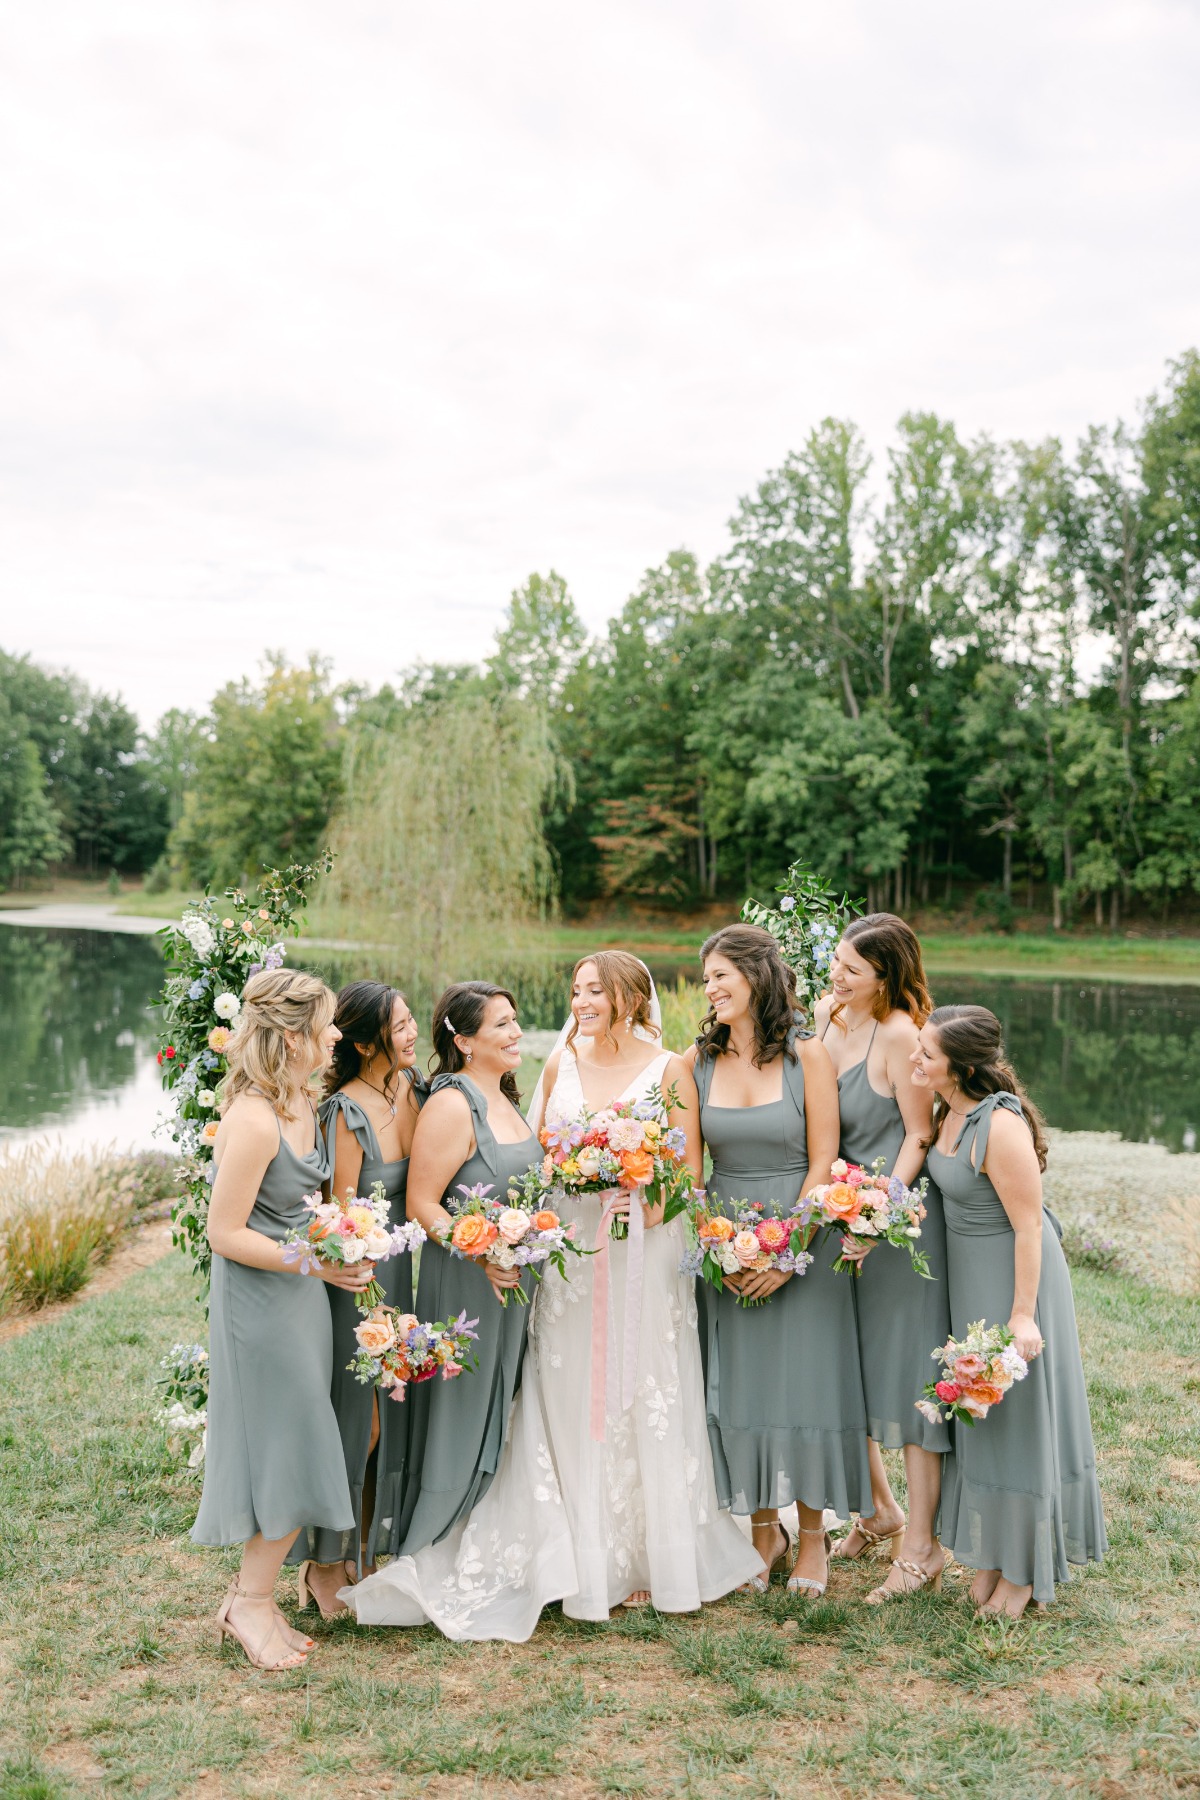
[786,1526,832,1598]
[215,1580,309,1671]
[865,1555,945,1605]
[297,1559,356,1620]
[831,1517,904,1562]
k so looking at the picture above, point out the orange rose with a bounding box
[531,1210,561,1232]
[701,1214,735,1242]
[451,1214,497,1256]
[964,1380,1004,1407]
[619,1148,655,1187]
[820,1182,862,1223]
[355,1315,396,1355]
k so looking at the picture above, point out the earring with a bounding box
[464,1049,473,1064]
[625,1015,632,1034]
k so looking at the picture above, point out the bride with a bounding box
[343,951,761,1638]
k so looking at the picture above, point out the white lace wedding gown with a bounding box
[344,1047,760,1639]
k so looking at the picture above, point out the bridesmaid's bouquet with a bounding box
[441,1181,584,1305]
[805,1158,932,1277]
[680,1195,814,1306]
[281,1180,427,1311]
[536,1086,695,1240]
[915,1321,1031,1427]
[349,1305,480,1401]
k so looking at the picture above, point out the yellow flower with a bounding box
[559,1158,581,1181]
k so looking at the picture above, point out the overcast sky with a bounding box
[2,1,1198,727]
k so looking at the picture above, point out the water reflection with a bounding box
[0,925,164,1150]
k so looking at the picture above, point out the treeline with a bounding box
[5,349,1200,926]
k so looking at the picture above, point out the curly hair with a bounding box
[696,924,800,1066]
[564,951,659,1054]
[829,912,933,1031]
[430,981,522,1108]
[926,1004,1049,1171]
[221,968,336,1120]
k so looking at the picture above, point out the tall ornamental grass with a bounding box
[0,1145,179,1318]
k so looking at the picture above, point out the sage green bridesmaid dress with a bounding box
[930,1092,1107,1603]
[192,1115,354,1547]
[695,1039,872,1519]
[289,1071,428,1573]
[827,1022,950,1454]
[395,1073,543,1556]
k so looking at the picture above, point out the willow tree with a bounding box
[312,685,557,988]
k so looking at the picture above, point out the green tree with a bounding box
[487,571,586,702]
[169,656,342,888]
[0,718,69,887]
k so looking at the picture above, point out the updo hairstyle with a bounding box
[565,951,659,1054]
[221,968,336,1119]
[430,980,521,1107]
[696,924,801,1066]
[927,1004,1049,1171]
[830,913,933,1029]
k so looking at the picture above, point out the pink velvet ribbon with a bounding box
[589,1185,645,1443]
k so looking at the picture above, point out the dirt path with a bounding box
[0,1215,176,1345]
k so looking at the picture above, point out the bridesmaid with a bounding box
[915,1005,1107,1616]
[193,969,373,1671]
[389,981,543,1556]
[292,981,427,1617]
[815,914,951,1603]
[685,925,870,1602]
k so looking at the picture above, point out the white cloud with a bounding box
[1,0,1197,721]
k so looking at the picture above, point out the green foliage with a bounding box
[168,656,341,889]
[156,853,334,1303]
[741,859,859,1015]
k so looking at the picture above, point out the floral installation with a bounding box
[157,1342,210,1467]
[679,1193,813,1307]
[741,859,858,1018]
[915,1320,1032,1427]
[439,1181,584,1305]
[528,1084,695,1241]
[280,1181,427,1311]
[156,851,334,1313]
[349,1305,480,1402]
[805,1157,932,1277]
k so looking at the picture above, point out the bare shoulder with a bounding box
[221,1092,279,1149]
[679,1043,700,1072]
[877,1010,920,1051]
[664,1050,695,1086]
[813,993,835,1032]
[541,1048,563,1094]
[980,1102,1040,1174]
[798,1034,834,1074]
[417,1085,473,1131]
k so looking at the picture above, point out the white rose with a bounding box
[718,1244,741,1274]
[339,1238,366,1264]
[576,1147,604,1178]
[491,1243,517,1270]
[197,1089,216,1109]
[213,992,241,1021]
[363,1229,392,1259]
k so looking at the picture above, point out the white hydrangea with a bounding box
[178,914,216,959]
[213,992,241,1021]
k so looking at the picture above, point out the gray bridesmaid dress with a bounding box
[827,1023,950,1454]
[395,1073,543,1557]
[930,1093,1107,1603]
[290,1072,428,1573]
[695,1040,872,1518]
[192,1113,354,1548]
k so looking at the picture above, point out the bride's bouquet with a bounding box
[916,1321,1032,1427]
[534,1086,695,1240]
[804,1158,932,1277]
[350,1305,480,1402]
[281,1180,426,1311]
[441,1181,583,1305]
[680,1195,813,1306]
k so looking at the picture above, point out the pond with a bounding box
[2,923,1198,1155]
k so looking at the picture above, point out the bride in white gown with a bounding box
[343,951,761,1639]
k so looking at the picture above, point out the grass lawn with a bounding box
[2,1256,1198,1799]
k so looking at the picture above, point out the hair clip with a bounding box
[444,1017,456,1034]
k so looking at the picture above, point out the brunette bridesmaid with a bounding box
[384,982,543,1558]
[916,1005,1107,1616]
[192,970,373,1671]
[684,925,870,1603]
[291,982,428,1617]
[814,914,951,1602]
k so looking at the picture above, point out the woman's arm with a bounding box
[406,1089,521,1297]
[801,1036,840,1193]
[882,1015,934,1190]
[980,1107,1045,1362]
[329,1109,366,1207]
[206,1097,375,1293]
[638,1054,702,1230]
